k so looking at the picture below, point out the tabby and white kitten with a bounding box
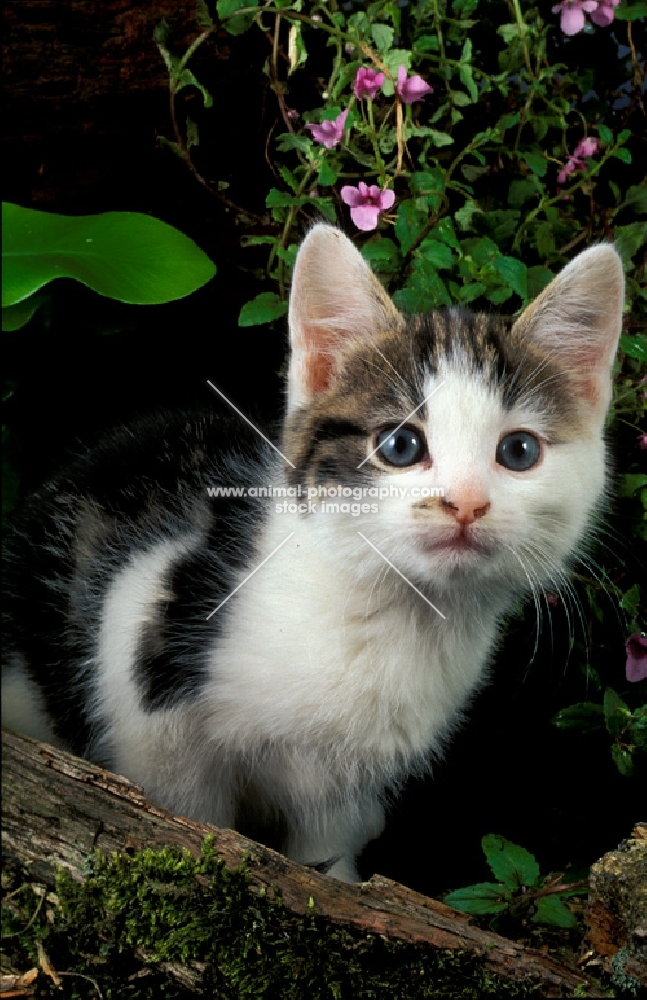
[2,226,624,882]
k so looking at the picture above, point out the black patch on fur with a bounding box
[3,408,272,748]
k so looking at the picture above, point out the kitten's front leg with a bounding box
[284,796,385,883]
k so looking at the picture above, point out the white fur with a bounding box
[2,655,62,747]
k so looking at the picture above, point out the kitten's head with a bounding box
[284,225,624,600]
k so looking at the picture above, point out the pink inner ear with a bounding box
[301,324,343,398]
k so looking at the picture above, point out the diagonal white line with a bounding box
[206,532,295,620]
[207,379,296,469]
[357,380,446,469]
[357,532,446,620]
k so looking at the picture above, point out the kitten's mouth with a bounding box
[421,533,491,556]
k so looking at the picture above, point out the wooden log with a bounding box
[1,729,608,997]
[585,822,647,986]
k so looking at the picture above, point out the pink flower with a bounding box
[638,434,647,450]
[573,136,599,159]
[305,109,349,149]
[552,0,599,35]
[354,67,385,101]
[626,633,647,683]
[340,182,395,231]
[591,0,621,26]
[395,65,433,104]
[557,135,599,184]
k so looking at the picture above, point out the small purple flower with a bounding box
[590,0,621,26]
[340,182,395,231]
[354,67,385,101]
[638,434,647,450]
[626,633,647,683]
[552,0,599,35]
[557,135,599,184]
[305,108,349,149]
[395,65,433,104]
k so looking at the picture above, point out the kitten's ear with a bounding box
[512,244,624,415]
[287,224,401,412]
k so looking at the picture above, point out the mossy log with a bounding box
[1,730,613,997]
[585,823,647,986]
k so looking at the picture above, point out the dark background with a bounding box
[3,0,643,898]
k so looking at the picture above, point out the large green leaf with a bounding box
[482,834,540,890]
[444,883,510,915]
[2,203,216,308]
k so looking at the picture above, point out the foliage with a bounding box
[553,687,647,776]
[1,203,216,331]
[445,834,587,930]
[1,840,545,999]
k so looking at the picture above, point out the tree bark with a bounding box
[1,729,610,997]
[585,822,647,986]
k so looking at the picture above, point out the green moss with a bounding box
[1,839,554,998]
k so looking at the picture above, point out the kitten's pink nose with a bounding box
[441,493,491,525]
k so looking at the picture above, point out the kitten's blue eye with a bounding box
[376,426,427,467]
[496,432,541,471]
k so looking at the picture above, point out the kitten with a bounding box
[2,225,624,883]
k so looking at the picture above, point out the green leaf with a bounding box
[612,148,632,164]
[434,217,461,251]
[409,170,444,198]
[522,151,548,177]
[597,124,614,145]
[604,688,631,738]
[552,703,605,734]
[395,200,428,255]
[462,164,489,182]
[497,24,519,44]
[614,222,647,267]
[454,201,481,232]
[508,177,541,207]
[276,133,313,154]
[2,293,47,331]
[371,23,394,53]
[617,474,647,498]
[622,184,647,215]
[428,130,454,147]
[266,188,294,209]
[614,1,647,20]
[417,238,454,270]
[534,222,555,257]
[481,834,540,890]
[464,236,499,268]
[175,68,212,107]
[217,0,258,35]
[456,281,487,303]
[444,883,510,915]
[238,292,288,327]
[1,203,215,307]
[195,0,214,29]
[458,42,478,102]
[317,160,338,187]
[621,584,641,619]
[487,286,513,305]
[494,256,527,299]
[526,266,554,299]
[611,743,634,776]
[531,896,578,929]
[381,50,412,96]
[361,238,401,272]
[619,334,647,362]
[278,166,298,193]
[395,259,451,312]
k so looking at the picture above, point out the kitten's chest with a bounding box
[206,524,496,763]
